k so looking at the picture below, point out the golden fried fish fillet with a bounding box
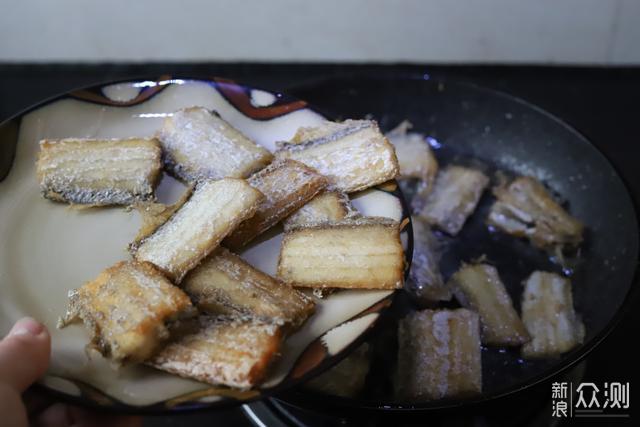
[224,159,327,250]
[283,189,355,231]
[183,247,315,329]
[418,165,489,235]
[59,261,194,364]
[521,271,584,358]
[487,176,584,250]
[130,184,195,248]
[385,121,439,187]
[448,264,529,346]
[277,217,404,289]
[36,138,162,206]
[395,309,482,401]
[275,120,399,193]
[132,178,264,283]
[148,316,283,389]
[157,107,273,182]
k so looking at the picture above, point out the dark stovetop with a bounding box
[0,64,637,426]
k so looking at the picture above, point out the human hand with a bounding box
[0,317,141,427]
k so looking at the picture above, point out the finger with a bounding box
[0,383,29,427]
[0,317,51,392]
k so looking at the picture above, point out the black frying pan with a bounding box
[276,76,639,412]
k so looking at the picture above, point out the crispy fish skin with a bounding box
[418,165,489,235]
[487,176,584,249]
[385,121,439,187]
[148,316,283,389]
[395,309,482,401]
[36,138,162,206]
[305,343,370,398]
[275,120,399,193]
[183,247,315,329]
[157,107,273,182]
[408,216,452,303]
[133,178,264,283]
[521,271,584,358]
[283,189,355,231]
[277,217,404,289]
[448,264,529,346]
[60,261,194,364]
[224,159,328,250]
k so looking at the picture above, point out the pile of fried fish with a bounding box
[38,108,406,389]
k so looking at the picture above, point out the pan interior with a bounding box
[281,77,639,408]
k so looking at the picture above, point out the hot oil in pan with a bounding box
[361,143,586,402]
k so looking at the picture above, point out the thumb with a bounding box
[0,317,51,392]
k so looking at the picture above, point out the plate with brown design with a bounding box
[0,77,412,412]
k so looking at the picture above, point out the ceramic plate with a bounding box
[0,77,412,412]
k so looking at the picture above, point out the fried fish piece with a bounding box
[277,217,404,289]
[276,119,399,193]
[224,159,327,250]
[183,247,315,329]
[395,309,482,401]
[283,189,355,231]
[487,176,584,250]
[132,178,264,283]
[36,138,162,206]
[448,264,529,346]
[305,343,370,398]
[418,165,489,235]
[408,216,451,303]
[385,121,439,187]
[148,316,283,389]
[521,271,584,358]
[59,261,194,364]
[130,184,195,248]
[157,107,273,182]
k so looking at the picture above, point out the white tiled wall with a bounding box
[1,0,638,64]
